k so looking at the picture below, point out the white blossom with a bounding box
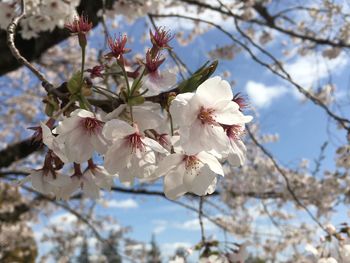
[143,69,177,96]
[52,109,108,164]
[103,119,167,185]
[154,149,223,200]
[170,76,252,155]
[21,170,70,196]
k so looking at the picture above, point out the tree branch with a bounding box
[0,139,41,169]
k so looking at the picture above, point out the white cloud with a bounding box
[285,53,348,90]
[176,218,217,231]
[245,81,287,108]
[49,212,77,225]
[152,220,168,234]
[105,198,138,209]
[156,2,242,31]
[151,217,217,234]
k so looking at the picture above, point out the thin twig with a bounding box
[198,196,206,244]
[7,0,53,89]
[0,170,302,200]
[217,0,350,131]
[179,0,350,48]
[246,126,327,233]
[151,12,350,132]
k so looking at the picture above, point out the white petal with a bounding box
[133,102,165,131]
[169,93,195,125]
[182,161,205,190]
[213,100,239,125]
[54,116,79,134]
[196,76,233,105]
[72,109,95,118]
[142,137,168,154]
[197,151,224,176]
[181,121,229,155]
[187,166,217,196]
[92,166,116,191]
[56,177,80,200]
[51,134,69,163]
[143,70,177,95]
[164,166,187,200]
[215,102,253,125]
[227,139,246,166]
[206,177,217,195]
[119,167,135,186]
[104,140,131,174]
[90,133,108,154]
[49,174,71,187]
[103,104,127,121]
[103,119,135,140]
[65,131,93,163]
[81,174,100,199]
[40,122,54,148]
[154,154,184,178]
[31,172,55,195]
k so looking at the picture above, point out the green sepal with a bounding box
[178,60,218,93]
[43,95,59,117]
[67,71,82,94]
[128,96,145,106]
[130,66,145,96]
[45,104,55,117]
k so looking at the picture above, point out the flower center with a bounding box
[125,133,145,152]
[82,117,103,135]
[223,124,243,140]
[198,106,216,125]
[183,155,200,170]
[156,133,169,147]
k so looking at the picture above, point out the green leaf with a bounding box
[45,104,55,117]
[128,96,145,106]
[130,66,145,96]
[67,71,82,94]
[178,60,218,93]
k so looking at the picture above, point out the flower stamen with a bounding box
[81,117,103,135]
[125,133,145,153]
[183,155,200,170]
[198,106,216,125]
[222,124,244,140]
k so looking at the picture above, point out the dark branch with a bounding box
[0,139,41,169]
[0,0,109,76]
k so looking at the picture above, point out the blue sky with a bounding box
[6,12,350,262]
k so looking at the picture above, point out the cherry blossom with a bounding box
[88,163,117,192]
[170,76,252,155]
[65,14,92,35]
[142,51,177,95]
[54,163,115,200]
[222,124,248,166]
[102,119,167,185]
[52,109,108,164]
[105,34,131,60]
[154,149,224,200]
[150,27,174,50]
[104,102,168,132]
[41,122,69,163]
[21,170,70,197]
[57,170,100,200]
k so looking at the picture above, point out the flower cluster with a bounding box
[23,16,252,201]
